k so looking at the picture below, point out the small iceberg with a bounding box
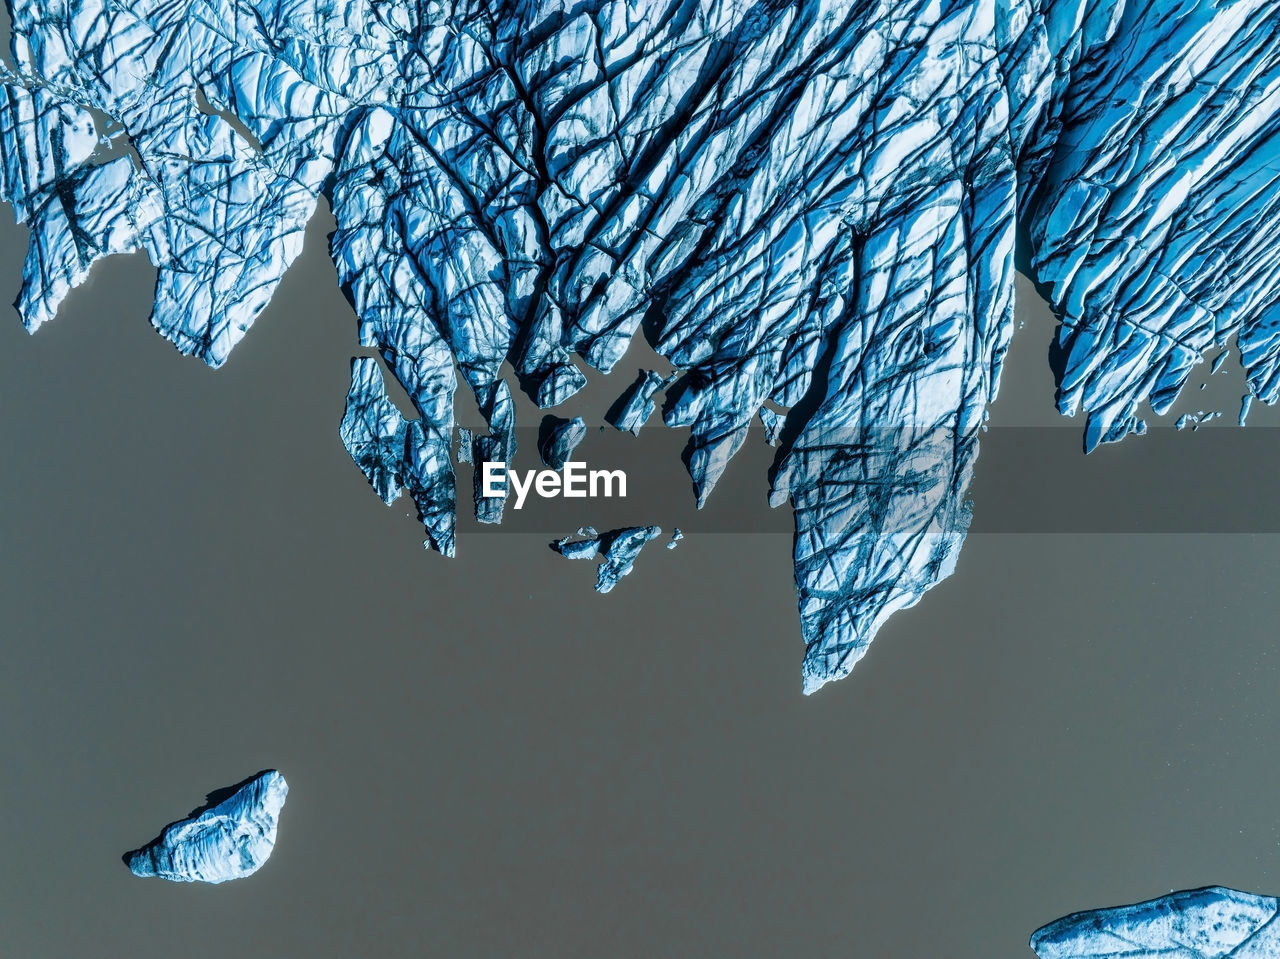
[1032,886,1280,958]
[124,770,288,884]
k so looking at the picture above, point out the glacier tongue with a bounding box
[124,770,288,884]
[4,0,1280,690]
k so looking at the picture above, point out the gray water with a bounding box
[2,204,1280,958]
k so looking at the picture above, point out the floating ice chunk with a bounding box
[1031,886,1280,958]
[124,770,288,884]
[551,526,662,592]
[758,408,784,446]
[596,526,662,593]
[1176,410,1222,432]
[606,371,674,436]
[550,532,601,561]
[539,416,587,470]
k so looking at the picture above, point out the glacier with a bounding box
[2,0,1279,692]
[124,770,288,884]
[1032,886,1280,958]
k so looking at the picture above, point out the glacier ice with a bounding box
[539,416,587,470]
[341,357,456,556]
[1031,886,1280,958]
[124,770,288,884]
[757,408,784,447]
[594,525,663,593]
[606,370,674,436]
[551,532,604,561]
[552,525,663,592]
[4,0,1280,692]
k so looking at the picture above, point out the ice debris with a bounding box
[595,526,663,593]
[1174,410,1222,432]
[1031,886,1280,958]
[550,532,602,561]
[124,770,288,884]
[6,0,1280,692]
[667,528,683,550]
[552,526,663,592]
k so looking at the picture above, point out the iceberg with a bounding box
[605,371,674,436]
[550,531,604,562]
[4,0,1279,691]
[538,416,588,470]
[757,408,784,447]
[594,526,663,593]
[1032,886,1280,958]
[124,770,288,884]
[551,525,664,592]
